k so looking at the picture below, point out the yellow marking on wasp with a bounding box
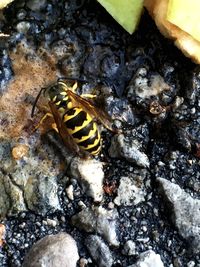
[34,112,53,131]
[80,132,100,150]
[60,91,67,96]
[93,146,101,155]
[72,82,78,92]
[66,102,73,109]
[63,97,69,101]
[67,116,93,135]
[55,101,61,106]
[51,122,59,132]
[53,96,57,102]
[74,124,97,143]
[63,108,82,122]
[81,94,97,99]
[58,107,65,113]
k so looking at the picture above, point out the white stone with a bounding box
[114,176,145,206]
[129,250,164,267]
[70,158,104,202]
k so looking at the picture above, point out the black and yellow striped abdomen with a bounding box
[63,107,101,155]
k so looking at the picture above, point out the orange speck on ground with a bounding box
[12,144,29,160]
[0,224,6,247]
[0,42,57,139]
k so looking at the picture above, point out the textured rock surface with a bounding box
[22,233,79,267]
[0,140,61,217]
[128,250,164,267]
[85,235,113,267]
[157,177,200,254]
[71,206,119,246]
[70,157,104,202]
[0,0,200,266]
[114,175,145,206]
[109,124,150,168]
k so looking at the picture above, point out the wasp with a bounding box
[31,78,117,156]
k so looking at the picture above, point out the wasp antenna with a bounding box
[31,87,46,117]
[57,77,88,83]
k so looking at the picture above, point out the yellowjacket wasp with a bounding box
[31,78,117,156]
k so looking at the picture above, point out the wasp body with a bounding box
[32,80,115,156]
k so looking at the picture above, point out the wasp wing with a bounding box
[67,90,118,133]
[48,101,80,155]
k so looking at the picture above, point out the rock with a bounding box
[109,134,149,168]
[157,177,200,254]
[127,68,178,111]
[122,240,136,256]
[24,173,61,215]
[16,21,31,34]
[66,184,74,200]
[70,157,104,202]
[26,0,46,11]
[0,171,26,219]
[114,175,145,206]
[109,124,150,168]
[22,233,79,267]
[0,140,61,218]
[85,235,113,267]
[71,206,119,246]
[128,250,164,267]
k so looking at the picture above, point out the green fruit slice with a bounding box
[97,0,144,34]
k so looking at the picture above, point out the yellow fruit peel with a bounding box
[97,0,144,34]
[144,0,200,64]
[0,0,14,9]
[167,0,200,43]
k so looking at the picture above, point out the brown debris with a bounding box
[0,224,6,247]
[103,181,117,196]
[149,100,166,115]
[12,144,29,160]
[0,41,57,139]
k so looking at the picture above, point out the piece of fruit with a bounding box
[144,0,200,64]
[97,0,144,34]
[0,0,14,9]
[167,0,200,43]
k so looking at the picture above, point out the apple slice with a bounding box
[0,0,14,9]
[97,0,144,34]
[167,0,200,42]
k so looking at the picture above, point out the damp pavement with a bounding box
[0,0,200,266]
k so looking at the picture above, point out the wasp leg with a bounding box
[80,94,97,99]
[71,82,78,92]
[51,122,59,133]
[33,112,54,131]
[71,81,97,99]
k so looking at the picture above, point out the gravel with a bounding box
[0,0,200,266]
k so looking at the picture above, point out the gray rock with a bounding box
[114,175,145,206]
[0,171,26,219]
[16,21,31,34]
[24,173,60,215]
[22,233,79,267]
[71,206,119,246]
[122,240,136,256]
[109,125,149,168]
[85,235,113,267]
[157,177,200,254]
[128,250,164,267]
[70,157,104,202]
[26,0,46,11]
[0,140,61,218]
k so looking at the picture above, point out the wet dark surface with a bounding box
[0,0,200,266]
